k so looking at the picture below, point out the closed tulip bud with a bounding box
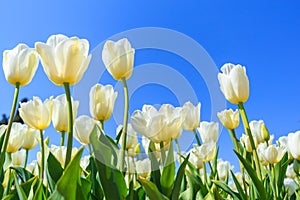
[217,159,233,181]
[3,43,39,86]
[19,96,53,130]
[35,34,92,86]
[136,158,151,178]
[89,84,118,121]
[218,63,249,104]
[217,109,239,130]
[240,134,253,152]
[261,123,270,142]
[286,164,297,179]
[197,121,219,144]
[11,149,26,166]
[102,38,135,81]
[52,94,79,132]
[193,142,216,162]
[7,123,26,153]
[182,102,201,131]
[249,120,265,146]
[287,131,300,160]
[74,115,98,145]
[22,126,39,150]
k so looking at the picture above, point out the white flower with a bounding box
[116,124,138,153]
[102,38,135,80]
[3,43,39,86]
[22,125,39,150]
[217,109,239,130]
[80,156,90,170]
[249,120,265,146]
[260,144,286,165]
[7,123,26,153]
[188,150,203,169]
[240,134,253,152]
[197,121,219,144]
[286,163,297,179]
[217,159,233,181]
[35,34,91,86]
[11,149,26,166]
[193,142,216,162]
[136,158,151,178]
[52,94,79,132]
[182,102,201,131]
[218,63,249,104]
[287,131,300,160]
[284,178,298,196]
[74,115,98,145]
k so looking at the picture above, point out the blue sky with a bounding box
[1,1,300,168]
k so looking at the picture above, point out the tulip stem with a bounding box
[175,139,182,164]
[238,102,262,180]
[39,130,45,181]
[24,149,29,169]
[203,162,208,185]
[193,129,202,146]
[160,142,166,165]
[99,120,104,131]
[0,82,20,173]
[120,78,129,171]
[60,131,65,146]
[64,82,73,168]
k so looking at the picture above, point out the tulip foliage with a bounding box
[0,34,300,200]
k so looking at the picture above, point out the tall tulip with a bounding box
[73,115,98,145]
[217,109,239,130]
[0,43,39,173]
[136,158,151,178]
[116,124,139,156]
[197,121,219,144]
[102,38,135,170]
[19,96,52,180]
[36,34,91,167]
[7,123,26,153]
[218,63,249,104]
[89,84,118,122]
[11,149,26,166]
[287,131,300,160]
[182,101,201,131]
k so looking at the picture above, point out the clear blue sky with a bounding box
[1,1,300,168]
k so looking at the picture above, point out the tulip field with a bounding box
[0,34,300,200]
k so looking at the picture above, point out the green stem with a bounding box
[60,131,65,146]
[64,83,73,168]
[193,129,201,146]
[0,83,20,173]
[175,139,182,164]
[203,162,207,185]
[99,120,104,131]
[24,149,29,169]
[120,78,129,171]
[238,102,262,180]
[160,142,166,165]
[39,130,45,181]
[272,165,278,199]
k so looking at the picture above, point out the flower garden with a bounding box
[0,34,299,199]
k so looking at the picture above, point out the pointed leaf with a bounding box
[138,177,168,200]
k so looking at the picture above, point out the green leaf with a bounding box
[160,141,175,197]
[115,127,123,144]
[212,180,240,200]
[234,150,267,199]
[47,152,64,183]
[230,171,247,200]
[10,166,34,183]
[49,147,84,200]
[171,154,190,200]
[88,157,103,199]
[13,172,27,200]
[138,178,168,200]
[275,152,289,193]
[90,126,128,199]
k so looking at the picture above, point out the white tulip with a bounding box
[240,134,253,152]
[217,159,233,181]
[89,84,117,121]
[218,63,249,104]
[182,102,201,131]
[74,115,98,145]
[3,43,39,86]
[19,96,53,130]
[136,158,151,178]
[116,124,138,150]
[260,144,285,165]
[22,125,39,150]
[102,38,135,80]
[52,94,79,132]
[193,142,216,162]
[286,164,297,179]
[217,109,239,130]
[11,149,26,166]
[188,150,203,169]
[7,123,26,153]
[35,34,91,86]
[80,156,90,170]
[287,131,300,160]
[197,121,219,144]
[284,178,298,196]
[50,145,78,167]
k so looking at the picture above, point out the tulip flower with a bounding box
[249,120,265,146]
[22,126,39,150]
[240,134,253,152]
[136,158,151,178]
[182,101,201,131]
[74,115,98,145]
[217,159,233,181]
[218,63,249,104]
[7,123,26,153]
[3,43,39,86]
[188,150,204,169]
[287,131,300,160]
[260,144,285,165]
[193,142,216,162]
[102,38,135,81]
[284,178,298,196]
[19,96,52,130]
[89,84,118,121]
[217,109,239,130]
[50,145,78,167]
[116,124,138,152]
[52,94,79,132]
[286,164,297,179]
[35,34,91,86]
[80,156,90,170]
[11,149,26,166]
[197,121,219,144]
